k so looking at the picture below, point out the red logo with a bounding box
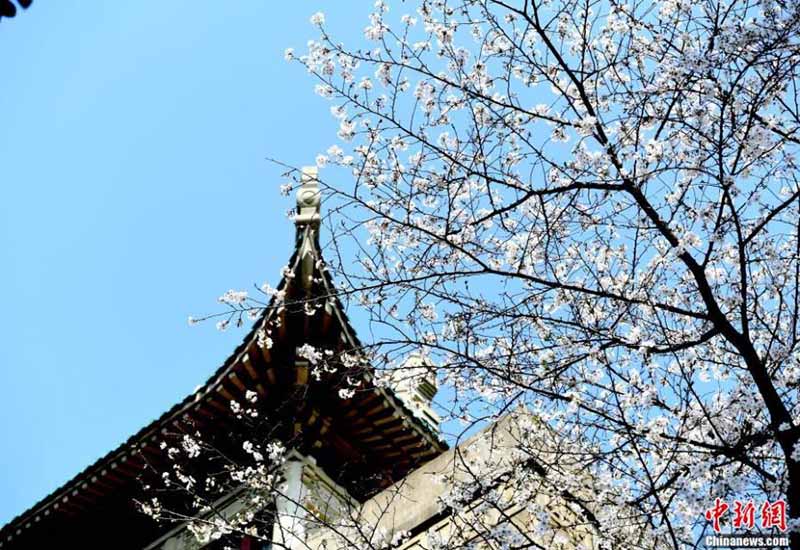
[761,500,787,532]
[704,499,786,533]
[732,500,756,529]
[705,498,729,532]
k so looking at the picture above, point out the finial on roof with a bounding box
[295,167,321,291]
[391,354,440,431]
[295,167,321,229]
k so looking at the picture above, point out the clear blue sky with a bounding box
[0,1,366,524]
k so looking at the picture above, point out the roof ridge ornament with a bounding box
[295,166,321,230]
[295,166,321,292]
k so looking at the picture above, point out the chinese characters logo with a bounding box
[704,498,786,533]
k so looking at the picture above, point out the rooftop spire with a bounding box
[295,166,321,230]
[294,167,321,291]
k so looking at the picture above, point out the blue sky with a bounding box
[0,1,366,524]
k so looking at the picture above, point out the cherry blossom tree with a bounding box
[147,1,800,548]
[286,0,800,548]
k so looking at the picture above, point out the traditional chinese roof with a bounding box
[0,168,447,550]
